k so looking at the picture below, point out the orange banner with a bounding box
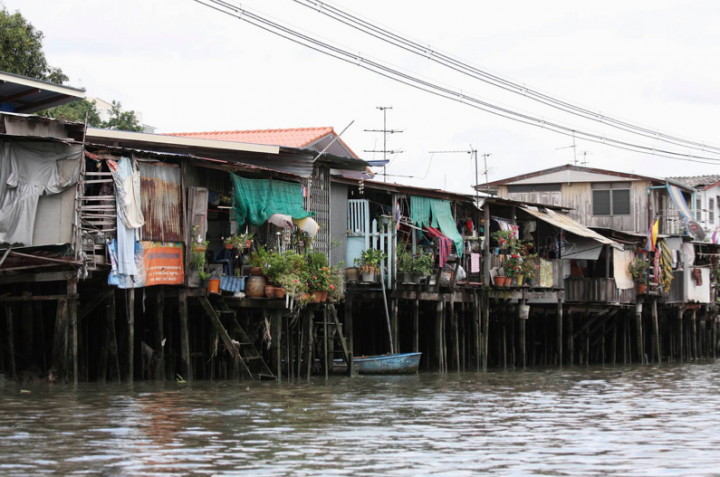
[141,242,184,286]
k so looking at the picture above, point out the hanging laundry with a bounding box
[107,156,144,276]
[470,253,480,273]
[493,218,519,239]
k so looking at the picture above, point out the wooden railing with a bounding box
[565,278,636,304]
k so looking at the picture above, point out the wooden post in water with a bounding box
[568,312,574,366]
[346,298,354,377]
[436,300,443,372]
[557,299,563,366]
[678,308,684,362]
[635,301,644,364]
[272,310,282,382]
[155,286,165,381]
[178,289,192,382]
[306,311,314,382]
[323,306,328,381]
[652,299,660,364]
[482,292,489,372]
[413,299,420,353]
[451,295,459,372]
[20,291,33,371]
[519,300,527,369]
[5,305,16,380]
[692,308,698,361]
[610,315,617,365]
[391,299,399,354]
[127,288,135,383]
[474,294,481,372]
[51,298,69,382]
[68,278,78,385]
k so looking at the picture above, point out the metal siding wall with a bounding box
[139,162,183,242]
[330,183,348,267]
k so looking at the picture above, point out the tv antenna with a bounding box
[579,150,592,166]
[556,131,578,164]
[428,147,491,201]
[364,106,403,182]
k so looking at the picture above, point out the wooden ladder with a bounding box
[314,305,351,374]
[215,297,277,381]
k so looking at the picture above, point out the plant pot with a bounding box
[245,275,267,298]
[301,293,311,301]
[264,285,276,298]
[492,247,500,256]
[412,275,424,284]
[502,276,512,287]
[275,287,286,299]
[245,240,252,249]
[192,244,207,253]
[250,267,263,276]
[207,277,220,294]
[401,272,413,283]
[224,243,234,250]
[310,291,322,303]
[493,275,504,286]
[637,283,647,294]
[517,275,524,286]
[361,271,375,282]
[346,267,360,281]
[319,290,328,302]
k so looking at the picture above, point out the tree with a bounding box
[1,6,144,132]
[102,101,143,132]
[0,5,67,82]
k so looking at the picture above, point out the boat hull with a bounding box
[354,352,422,375]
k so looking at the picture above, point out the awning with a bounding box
[562,237,603,260]
[520,206,621,249]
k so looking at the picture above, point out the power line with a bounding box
[192,0,720,165]
[293,0,720,156]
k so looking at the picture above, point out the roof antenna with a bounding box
[364,106,404,182]
[556,131,578,164]
[312,120,354,162]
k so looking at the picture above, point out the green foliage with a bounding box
[411,248,434,277]
[396,241,413,273]
[628,256,648,281]
[249,246,272,269]
[37,99,102,126]
[355,248,386,274]
[266,250,305,286]
[102,100,143,132]
[189,250,210,280]
[224,232,254,250]
[276,273,308,299]
[491,230,514,249]
[0,6,67,82]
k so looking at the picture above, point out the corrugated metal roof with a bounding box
[521,206,621,248]
[0,71,85,113]
[668,175,720,190]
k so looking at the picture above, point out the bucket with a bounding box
[207,278,220,294]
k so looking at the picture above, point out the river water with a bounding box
[1,362,720,476]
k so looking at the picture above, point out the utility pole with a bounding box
[364,106,403,182]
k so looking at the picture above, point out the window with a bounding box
[710,198,715,224]
[592,182,631,216]
[696,198,702,221]
[507,183,562,193]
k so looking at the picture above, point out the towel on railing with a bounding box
[424,225,452,268]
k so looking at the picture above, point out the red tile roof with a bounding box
[166,127,359,158]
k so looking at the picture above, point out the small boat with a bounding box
[353,352,422,375]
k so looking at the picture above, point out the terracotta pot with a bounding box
[493,275,504,286]
[245,275,267,298]
[502,276,511,287]
[224,243,234,250]
[245,240,252,249]
[207,278,220,294]
[310,291,322,303]
[318,290,328,302]
[275,287,286,299]
[346,267,360,281]
[249,267,263,276]
[264,285,276,299]
[637,283,647,294]
[301,293,311,301]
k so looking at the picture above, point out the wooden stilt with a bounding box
[67,279,78,385]
[474,294,480,372]
[391,299,399,354]
[306,311,314,381]
[678,308,684,362]
[50,298,68,382]
[436,300,443,372]
[651,299,660,364]
[692,308,698,361]
[611,315,617,365]
[272,310,282,382]
[451,297,459,372]
[568,313,574,366]
[5,305,16,379]
[502,307,507,369]
[178,289,192,382]
[556,299,563,366]
[197,295,243,380]
[346,298,354,377]
[413,300,420,353]
[155,286,165,381]
[636,302,644,364]
[127,288,135,383]
[20,290,33,370]
[519,300,527,369]
[482,292,489,372]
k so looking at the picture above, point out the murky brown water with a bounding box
[1,363,720,476]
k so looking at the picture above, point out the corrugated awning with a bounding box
[520,206,622,249]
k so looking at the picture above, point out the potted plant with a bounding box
[191,225,209,252]
[306,251,331,301]
[491,230,513,254]
[328,268,344,303]
[277,273,309,302]
[355,248,386,282]
[396,242,413,283]
[224,232,254,251]
[411,249,434,284]
[520,253,539,287]
[249,246,272,276]
[503,253,522,287]
[629,256,649,293]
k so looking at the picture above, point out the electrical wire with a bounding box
[294,0,720,156]
[193,0,720,165]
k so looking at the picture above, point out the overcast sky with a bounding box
[9,0,720,193]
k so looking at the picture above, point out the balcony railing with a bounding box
[565,278,636,304]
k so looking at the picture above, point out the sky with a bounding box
[8,0,720,193]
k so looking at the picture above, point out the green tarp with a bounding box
[410,196,463,257]
[230,173,313,227]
